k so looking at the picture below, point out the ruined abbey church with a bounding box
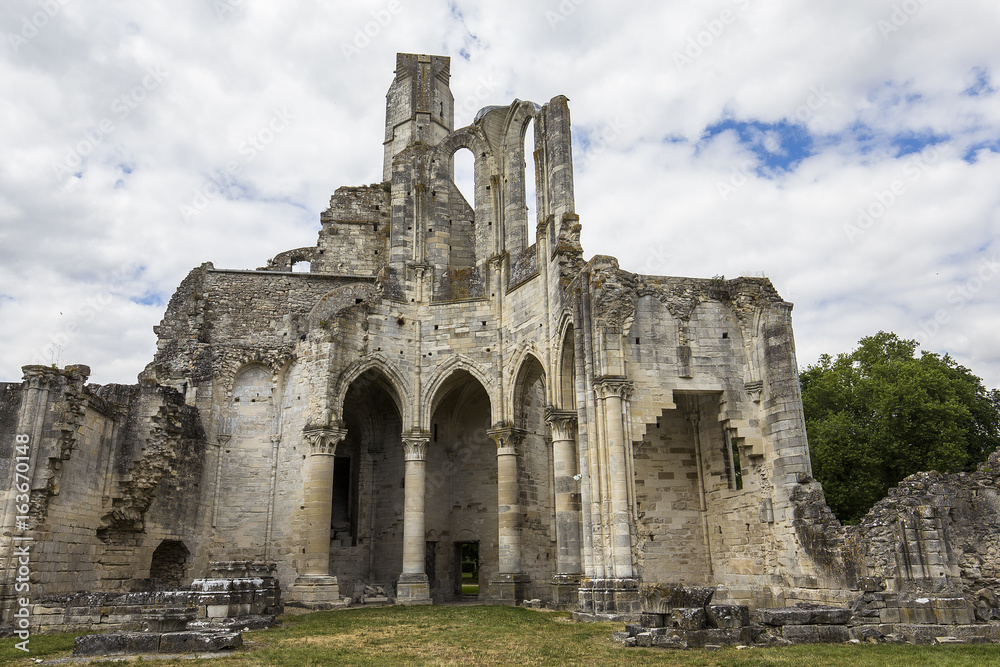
[4,54,1000,635]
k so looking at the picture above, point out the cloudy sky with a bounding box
[1,0,999,390]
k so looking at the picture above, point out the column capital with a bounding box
[302,426,348,456]
[592,375,633,401]
[487,423,525,454]
[545,408,578,442]
[402,430,431,461]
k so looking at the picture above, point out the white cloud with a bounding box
[1,0,999,389]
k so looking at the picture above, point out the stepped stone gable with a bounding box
[3,53,1000,640]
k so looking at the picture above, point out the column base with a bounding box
[488,573,531,605]
[572,578,642,622]
[550,573,583,610]
[396,573,432,605]
[289,575,348,610]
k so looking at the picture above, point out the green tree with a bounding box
[800,331,1000,523]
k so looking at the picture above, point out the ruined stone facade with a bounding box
[3,54,1000,634]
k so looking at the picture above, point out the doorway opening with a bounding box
[331,455,354,545]
[456,542,479,596]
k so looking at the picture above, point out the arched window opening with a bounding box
[453,147,476,211]
[523,117,537,245]
[559,326,576,410]
[292,260,310,273]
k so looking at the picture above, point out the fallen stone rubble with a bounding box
[614,584,1000,648]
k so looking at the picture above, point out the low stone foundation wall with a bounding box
[573,578,641,621]
[613,583,1000,648]
[31,576,281,634]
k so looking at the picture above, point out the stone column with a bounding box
[291,425,347,608]
[487,425,529,603]
[581,375,641,619]
[397,431,432,604]
[546,409,583,607]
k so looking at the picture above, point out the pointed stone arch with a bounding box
[511,353,546,432]
[506,343,547,414]
[555,315,577,411]
[421,354,499,430]
[332,353,411,427]
[217,351,295,398]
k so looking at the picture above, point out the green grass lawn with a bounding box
[461,571,479,596]
[1,605,998,666]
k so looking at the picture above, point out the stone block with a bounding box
[158,631,243,653]
[636,631,652,646]
[639,583,714,613]
[652,632,687,648]
[639,612,665,628]
[781,624,851,644]
[706,605,750,628]
[685,627,751,647]
[206,604,229,618]
[850,625,884,643]
[756,606,851,626]
[879,606,901,624]
[74,632,160,656]
[670,607,706,631]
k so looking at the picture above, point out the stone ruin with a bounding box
[1,53,999,650]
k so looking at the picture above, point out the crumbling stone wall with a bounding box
[848,451,1000,618]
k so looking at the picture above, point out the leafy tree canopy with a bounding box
[800,331,1000,523]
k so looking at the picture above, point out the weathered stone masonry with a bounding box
[3,53,1000,636]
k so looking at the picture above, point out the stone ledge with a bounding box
[73,630,242,656]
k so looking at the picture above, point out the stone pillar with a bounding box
[487,425,529,603]
[397,432,432,604]
[594,377,634,579]
[546,409,583,607]
[577,376,640,620]
[291,425,348,608]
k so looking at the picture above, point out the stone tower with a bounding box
[383,53,455,181]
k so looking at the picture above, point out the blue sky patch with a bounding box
[890,130,949,157]
[963,140,1000,163]
[700,119,814,174]
[964,67,995,97]
[131,292,164,307]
